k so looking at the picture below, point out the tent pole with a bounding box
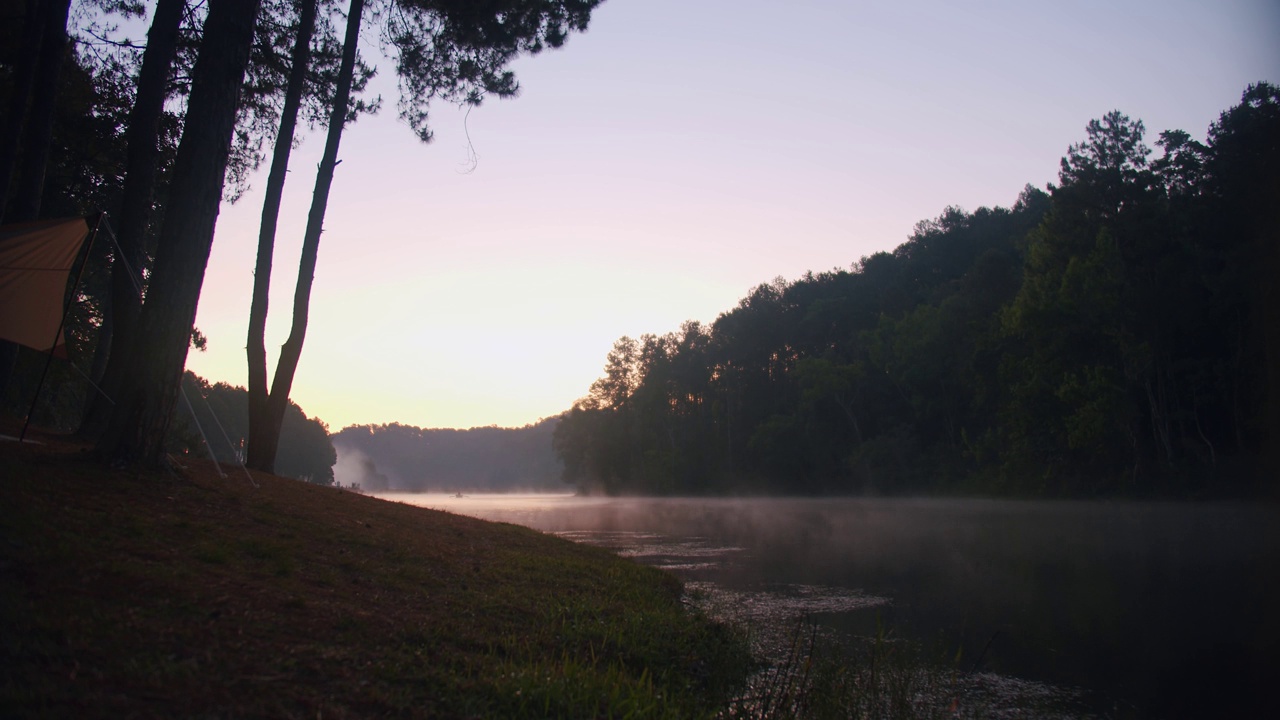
[180,386,227,479]
[20,213,103,443]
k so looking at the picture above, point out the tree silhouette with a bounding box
[244,0,603,473]
[97,0,264,465]
[77,0,187,441]
[554,90,1277,497]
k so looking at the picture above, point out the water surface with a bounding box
[379,493,1279,718]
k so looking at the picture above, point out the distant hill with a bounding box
[332,417,566,492]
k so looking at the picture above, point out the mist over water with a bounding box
[381,493,1279,718]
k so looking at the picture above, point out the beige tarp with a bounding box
[0,217,90,355]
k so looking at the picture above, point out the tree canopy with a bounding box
[555,84,1280,498]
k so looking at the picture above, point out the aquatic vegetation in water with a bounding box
[716,619,1092,720]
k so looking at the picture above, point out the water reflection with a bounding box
[379,493,1279,718]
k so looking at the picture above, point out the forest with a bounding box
[331,419,564,492]
[554,85,1280,498]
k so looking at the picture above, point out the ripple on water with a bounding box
[619,542,747,559]
[687,581,890,624]
[552,531,746,564]
[654,562,721,571]
[950,673,1091,720]
[552,530,667,548]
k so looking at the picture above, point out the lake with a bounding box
[378,493,1279,718]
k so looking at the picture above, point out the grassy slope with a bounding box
[0,436,750,719]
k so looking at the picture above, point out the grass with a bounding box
[721,620,961,720]
[0,431,752,719]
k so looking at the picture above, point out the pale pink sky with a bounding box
[185,0,1279,431]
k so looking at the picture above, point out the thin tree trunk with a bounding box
[1264,194,1280,493]
[0,0,49,222]
[248,0,365,473]
[6,0,73,223]
[80,0,187,439]
[837,396,873,490]
[97,0,263,467]
[245,0,319,472]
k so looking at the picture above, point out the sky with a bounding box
[184,0,1279,432]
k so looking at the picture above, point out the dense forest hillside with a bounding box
[555,84,1280,498]
[333,419,565,492]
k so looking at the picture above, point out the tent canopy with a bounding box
[0,217,91,355]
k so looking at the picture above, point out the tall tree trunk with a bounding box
[0,0,50,222]
[5,0,72,223]
[245,0,320,472]
[97,0,263,467]
[79,0,187,439]
[1264,193,1280,494]
[246,0,365,473]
